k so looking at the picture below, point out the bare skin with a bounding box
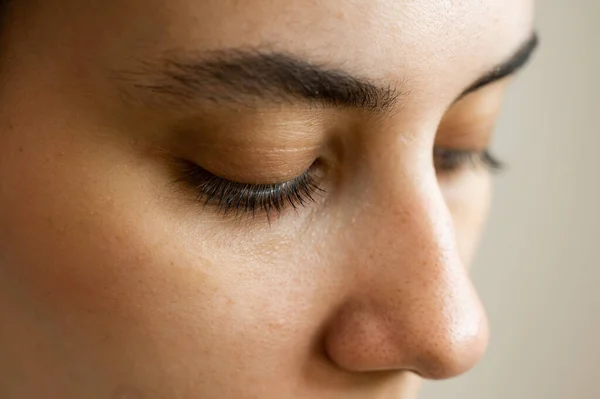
[0,0,535,398]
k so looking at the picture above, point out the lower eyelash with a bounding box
[175,160,324,218]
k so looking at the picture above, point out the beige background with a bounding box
[423,1,600,398]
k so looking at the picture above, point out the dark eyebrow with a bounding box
[113,50,401,114]
[459,32,539,99]
[114,33,537,114]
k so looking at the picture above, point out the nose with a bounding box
[323,177,489,380]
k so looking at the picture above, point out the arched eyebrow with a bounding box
[113,49,402,115]
[458,32,539,100]
[113,33,537,114]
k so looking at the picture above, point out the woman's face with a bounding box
[0,0,535,398]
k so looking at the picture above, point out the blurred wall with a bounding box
[423,1,600,398]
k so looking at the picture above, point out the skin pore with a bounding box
[0,1,536,398]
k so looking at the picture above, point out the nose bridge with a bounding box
[324,173,489,379]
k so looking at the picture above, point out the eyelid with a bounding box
[173,140,322,184]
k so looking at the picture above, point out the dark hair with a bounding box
[0,1,9,18]
[0,1,9,65]
[0,1,7,28]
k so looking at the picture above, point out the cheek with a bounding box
[440,172,492,266]
[0,128,327,388]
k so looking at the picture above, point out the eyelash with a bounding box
[177,149,502,218]
[176,160,323,218]
[434,148,504,173]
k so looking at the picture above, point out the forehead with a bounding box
[24,0,534,103]
[74,1,529,81]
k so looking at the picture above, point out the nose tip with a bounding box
[324,281,489,380]
[410,301,490,379]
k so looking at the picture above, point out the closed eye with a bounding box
[174,160,324,219]
[434,148,504,174]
